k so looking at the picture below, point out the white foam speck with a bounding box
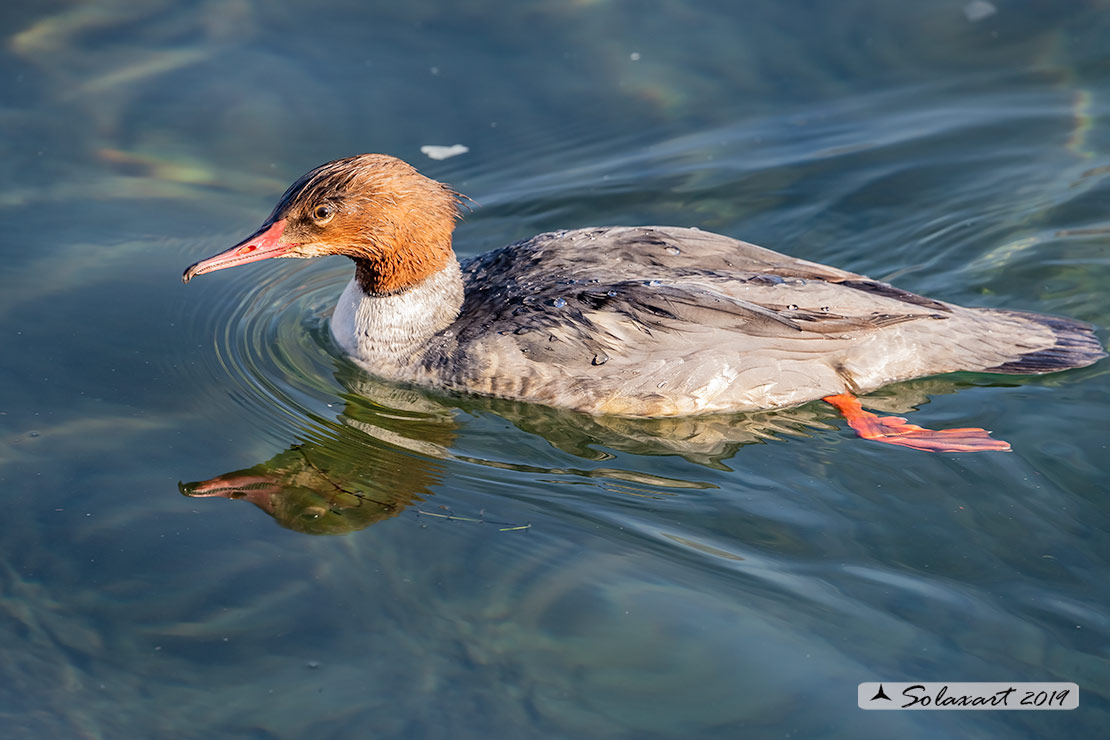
[420,144,469,160]
[963,0,997,22]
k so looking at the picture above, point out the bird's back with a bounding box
[420,226,1101,416]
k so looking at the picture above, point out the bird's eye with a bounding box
[312,204,335,224]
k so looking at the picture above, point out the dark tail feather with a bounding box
[982,309,1106,374]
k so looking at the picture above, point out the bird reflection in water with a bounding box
[181,370,1018,534]
[181,376,457,535]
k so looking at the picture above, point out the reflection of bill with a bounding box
[858,682,1079,710]
[181,370,1017,535]
[181,445,429,535]
[181,376,456,535]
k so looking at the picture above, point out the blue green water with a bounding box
[1,1,1108,737]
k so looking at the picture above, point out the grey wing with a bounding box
[453,224,950,353]
[461,225,951,309]
[463,225,864,282]
[442,237,957,414]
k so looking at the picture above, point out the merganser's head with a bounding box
[182,154,464,294]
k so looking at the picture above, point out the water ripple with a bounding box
[179,257,350,446]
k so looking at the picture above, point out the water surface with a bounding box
[1,1,1108,737]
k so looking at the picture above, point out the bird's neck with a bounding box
[330,256,463,377]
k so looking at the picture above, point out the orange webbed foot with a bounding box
[822,393,1011,453]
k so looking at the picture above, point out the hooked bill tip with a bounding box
[182,260,206,284]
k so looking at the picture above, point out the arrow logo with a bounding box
[871,684,892,701]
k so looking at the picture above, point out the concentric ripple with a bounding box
[178,257,352,448]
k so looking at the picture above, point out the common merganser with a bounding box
[183,154,1105,452]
